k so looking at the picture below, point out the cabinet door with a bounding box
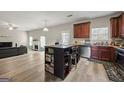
[111,47,116,62]
[99,47,111,61]
[74,22,90,38]
[110,18,119,37]
[121,14,124,37]
[91,47,99,59]
[74,24,81,38]
[118,16,122,37]
[81,22,90,38]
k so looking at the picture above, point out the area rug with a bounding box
[103,62,124,82]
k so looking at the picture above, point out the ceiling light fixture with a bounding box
[43,20,48,31]
[8,24,13,30]
[9,26,13,30]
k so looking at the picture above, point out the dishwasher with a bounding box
[80,45,91,59]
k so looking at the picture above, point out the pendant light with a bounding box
[43,20,48,31]
[9,26,13,30]
[8,24,13,30]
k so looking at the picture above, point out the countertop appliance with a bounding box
[80,44,91,59]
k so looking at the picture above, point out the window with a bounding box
[29,36,33,46]
[61,33,70,45]
[91,27,109,43]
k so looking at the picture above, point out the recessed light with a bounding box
[67,15,73,17]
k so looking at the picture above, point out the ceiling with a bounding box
[0,11,117,31]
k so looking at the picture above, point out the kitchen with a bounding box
[0,11,123,82]
[1,0,124,93]
[41,12,124,81]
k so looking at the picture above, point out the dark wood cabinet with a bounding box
[99,47,111,61]
[111,47,116,62]
[80,22,90,38]
[120,13,124,37]
[74,22,90,38]
[110,13,124,38]
[74,24,81,38]
[91,47,99,59]
[91,46,115,62]
[110,17,120,38]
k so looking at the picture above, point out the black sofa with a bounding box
[0,46,27,59]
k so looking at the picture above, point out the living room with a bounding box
[0,11,124,82]
[0,0,124,93]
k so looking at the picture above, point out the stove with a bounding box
[116,48,124,64]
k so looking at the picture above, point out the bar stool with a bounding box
[64,51,72,72]
[71,47,78,69]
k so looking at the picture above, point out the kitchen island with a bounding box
[45,45,80,79]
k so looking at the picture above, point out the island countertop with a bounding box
[45,45,77,49]
[45,44,124,49]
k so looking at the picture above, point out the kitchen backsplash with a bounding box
[111,38,124,46]
[73,38,90,45]
[73,38,124,46]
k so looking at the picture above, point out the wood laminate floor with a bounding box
[0,51,110,82]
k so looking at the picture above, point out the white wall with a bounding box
[0,29,28,47]
[27,23,73,46]
[27,13,121,46]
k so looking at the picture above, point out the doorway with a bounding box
[40,36,46,51]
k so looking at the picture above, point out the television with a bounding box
[0,42,12,47]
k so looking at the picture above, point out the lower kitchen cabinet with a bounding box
[111,47,116,62]
[99,47,111,61]
[91,46,115,62]
[91,46,99,59]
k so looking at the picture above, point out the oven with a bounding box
[116,48,124,64]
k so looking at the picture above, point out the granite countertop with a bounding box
[45,45,74,48]
[45,44,92,48]
[91,45,124,49]
[45,44,124,49]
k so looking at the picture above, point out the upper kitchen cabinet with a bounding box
[110,17,120,38]
[120,13,124,37]
[74,24,82,38]
[74,22,90,38]
[81,22,90,38]
[110,13,124,38]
